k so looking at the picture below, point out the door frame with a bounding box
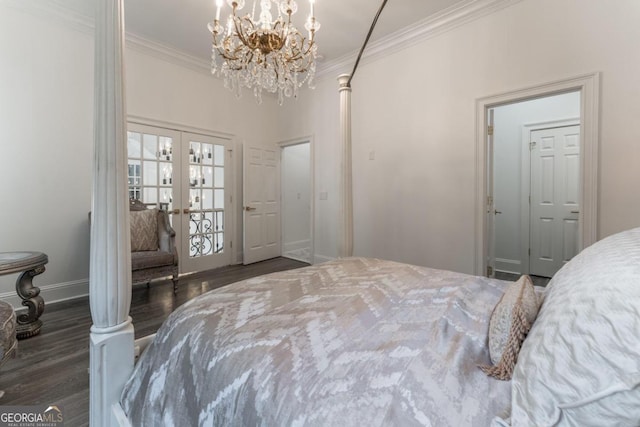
[520,118,580,275]
[278,136,315,264]
[486,109,496,277]
[474,72,600,276]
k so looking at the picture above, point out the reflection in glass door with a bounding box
[126,124,232,275]
[127,128,178,215]
[181,133,231,273]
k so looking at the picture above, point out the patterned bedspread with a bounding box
[121,258,512,426]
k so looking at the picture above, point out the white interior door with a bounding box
[243,145,281,264]
[180,133,232,273]
[530,125,580,277]
[486,109,496,277]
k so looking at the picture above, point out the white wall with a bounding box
[3,0,640,306]
[275,0,640,273]
[0,4,279,307]
[275,77,341,263]
[493,92,580,274]
[281,143,311,255]
[0,5,94,305]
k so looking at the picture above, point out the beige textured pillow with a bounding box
[480,275,539,380]
[130,209,159,251]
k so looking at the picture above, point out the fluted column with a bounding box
[89,0,134,424]
[338,74,353,257]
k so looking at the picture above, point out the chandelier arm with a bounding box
[286,10,293,36]
[218,40,243,61]
[232,44,247,61]
[211,22,224,48]
[285,40,314,62]
[282,31,308,57]
[234,16,255,50]
[270,33,285,52]
[218,35,242,61]
[347,0,389,88]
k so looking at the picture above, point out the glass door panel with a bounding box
[181,133,231,273]
[127,125,179,217]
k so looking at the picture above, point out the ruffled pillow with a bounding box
[480,275,539,380]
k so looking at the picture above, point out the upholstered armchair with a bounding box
[129,200,179,294]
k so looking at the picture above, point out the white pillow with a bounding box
[511,227,640,426]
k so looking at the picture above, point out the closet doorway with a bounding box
[280,140,313,263]
[488,92,581,283]
[476,73,600,280]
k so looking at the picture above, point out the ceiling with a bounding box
[58,0,466,66]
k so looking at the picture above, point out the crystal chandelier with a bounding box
[208,0,321,105]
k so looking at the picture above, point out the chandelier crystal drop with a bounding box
[208,0,321,105]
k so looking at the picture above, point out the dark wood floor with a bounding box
[0,257,308,427]
[495,271,551,287]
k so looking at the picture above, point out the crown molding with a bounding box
[1,0,214,75]
[315,0,524,80]
[125,33,211,75]
[3,0,524,83]
[0,0,94,36]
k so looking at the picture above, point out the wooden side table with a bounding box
[0,252,48,339]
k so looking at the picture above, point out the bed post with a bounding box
[89,0,135,425]
[338,74,354,257]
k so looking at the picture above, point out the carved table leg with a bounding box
[15,264,46,339]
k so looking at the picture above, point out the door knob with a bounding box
[171,209,180,215]
[494,209,502,215]
[244,206,256,211]
[183,208,190,214]
[571,210,579,214]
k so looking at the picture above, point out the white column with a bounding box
[338,74,353,257]
[89,0,135,425]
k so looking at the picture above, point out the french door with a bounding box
[180,133,232,272]
[127,123,232,274]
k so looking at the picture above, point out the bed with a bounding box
[90,3,639,424]
[118,228,640,426]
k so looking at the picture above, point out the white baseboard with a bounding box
[495,257,522,275]
[283,239,311,252]
[0,278,89,311]
[282,254,311,264]
[313,254,335,264]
